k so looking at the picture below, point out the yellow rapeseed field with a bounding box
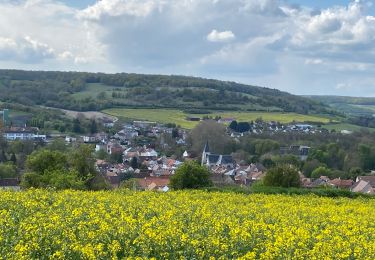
[0,190,374,259]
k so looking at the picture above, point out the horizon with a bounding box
[0,0,375,97]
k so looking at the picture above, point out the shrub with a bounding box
[263,164,301,188]
[170,161,212,190]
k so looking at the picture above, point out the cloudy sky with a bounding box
[0,0,375,96]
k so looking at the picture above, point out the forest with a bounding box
[0,69,333,114]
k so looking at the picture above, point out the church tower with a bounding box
[201,141,210,166]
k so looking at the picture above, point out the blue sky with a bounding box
[0,0,375,96]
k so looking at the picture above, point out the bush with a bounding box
[263,165,301,188]
[170,161,212,190]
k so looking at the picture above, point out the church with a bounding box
[201,141,235,169]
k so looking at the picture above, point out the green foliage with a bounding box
[311,166,332,179]
[68,145,96,180]
[358,144,375,171]
[0,69,331,113]
[263,165,301,188]
[26,149,67,174]
[21,145,99,190]
[302,159,325,178]
[190,120,233,154]
[229,121,250,133]
[120,178,142,190]
[170,161,212,190]
[254,139,279,156]
[0,163,17,179]
[273,155,301,168]
[203,185,372,199]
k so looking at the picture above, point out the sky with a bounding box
[0,0,375,96]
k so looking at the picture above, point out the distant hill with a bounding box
[0,69,331,114]
[307,95,375,116]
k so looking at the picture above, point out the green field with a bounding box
[323,123,375,133]
[103,108,331,129]
[72,83,116,99]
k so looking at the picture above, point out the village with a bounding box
[0,108,374,194]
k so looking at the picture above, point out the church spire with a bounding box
[203,140,210,153]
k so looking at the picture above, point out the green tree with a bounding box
[69,145,96,181]
[72,118,82,133]
[26,149,67,174]
[189,120,233,154]
[263,165,301,188]
[90,119,98,134]
[0,150,7,163]
[120,178,141,190]
[47,139,68,152]
[0,163,17,179]
[170,161,212,190]
[10,153,17,165]
[311,166,332,179]
[302,159,324,178]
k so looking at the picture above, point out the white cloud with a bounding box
[0,36,55,62]
[0,0,107,67]
[336,83,352,90]
[207,30,235,42]
[0,0,374,95]
[78,0,166,20]
[305,59,323,65]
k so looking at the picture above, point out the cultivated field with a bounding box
[323,123,375,133]
[103,108,330,129]
[0,190,373,259]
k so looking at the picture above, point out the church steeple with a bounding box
[203,140,210,153]
[202,141,210,166]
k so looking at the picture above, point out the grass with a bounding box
[323,123,375,133]
[103,108,331,129]
[71,83,115,99]
[203,185,373,199]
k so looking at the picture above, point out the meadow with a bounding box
[0,190,374,259]
[103,108,331,129]
[323,123,375,133]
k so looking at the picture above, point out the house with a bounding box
[105,171,120,189]
[356,176,375,188]
[201,141,235,169]
[139,148,158,161]
[306,176,331,188]
[106,141,124,155]
[3,128,46,141]
[102,118,114,128]
[137,176,170,191]
[83,135,98,143]
[3,127,35,141]
[65,136,77,143]
[329,178,354,189]
[351,180,374,194]
[114,129,138,141]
